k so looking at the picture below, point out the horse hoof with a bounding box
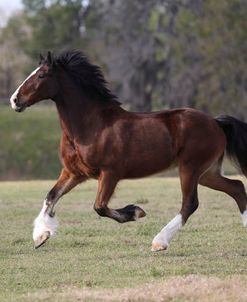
[151,242,168,252]
[134,206,146,220]
[34,231,50,249]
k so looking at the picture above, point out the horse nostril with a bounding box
[13,98,17,104]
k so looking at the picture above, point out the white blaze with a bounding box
[10,67,40,110]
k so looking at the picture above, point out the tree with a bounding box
[85,0,176,111]
[85,0,247,115]
[21,0,88,58]
[0,15,31,100]
[170,0,247,117]
[1,0,246,116]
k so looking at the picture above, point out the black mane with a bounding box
[45,50,120,105]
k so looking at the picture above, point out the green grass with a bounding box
[0,104,61,180]
[0,177,247,301]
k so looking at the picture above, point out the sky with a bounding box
[0,0,23,26]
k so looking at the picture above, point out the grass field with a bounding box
[0,177,247,301]
[0,105,61,180]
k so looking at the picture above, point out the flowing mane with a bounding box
[50,50,120,105]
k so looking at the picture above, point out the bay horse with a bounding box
[10,50,247,251]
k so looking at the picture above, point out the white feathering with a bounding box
[152,214,183,248]
[33,201,59,241]
[242,210,247,227]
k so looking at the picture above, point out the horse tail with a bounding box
[215,115,247,177]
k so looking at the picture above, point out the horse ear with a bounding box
[47,51,53,66]
[39,53,45,65]
[40,53,45,61]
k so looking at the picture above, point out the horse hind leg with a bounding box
[151,159,247,252]
[199,162,247,227]
[152,163,200,252]
[94,171,146,223]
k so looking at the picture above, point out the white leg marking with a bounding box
[241,209,247,227]
[10,67,40,110]
[152,214,183,251]
[33,200,59,241]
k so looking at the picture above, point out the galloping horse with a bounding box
[10,50,247,251]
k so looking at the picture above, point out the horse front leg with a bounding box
[33,169,86,249]
[94,171,146,223]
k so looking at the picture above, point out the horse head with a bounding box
[10,51,59,112]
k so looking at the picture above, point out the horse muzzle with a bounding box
[10,96,27,112]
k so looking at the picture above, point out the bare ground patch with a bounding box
[24,275,247,302]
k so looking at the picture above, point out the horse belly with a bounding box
[124,135,174,178]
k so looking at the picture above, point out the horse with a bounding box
[10,50,247,251]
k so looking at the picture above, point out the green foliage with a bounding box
[149,9,160,32]
[21,0,85,57]
[173,0,247,117]
[0,14,32,96]
[22,0,46,12]
[0,105,61,179]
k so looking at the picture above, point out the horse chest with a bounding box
[61,140,98,178]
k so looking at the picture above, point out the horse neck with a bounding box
[53,79,118,140]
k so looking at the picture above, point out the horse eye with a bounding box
[38,74,45,79]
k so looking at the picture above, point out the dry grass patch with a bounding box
[24,275,247,302]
